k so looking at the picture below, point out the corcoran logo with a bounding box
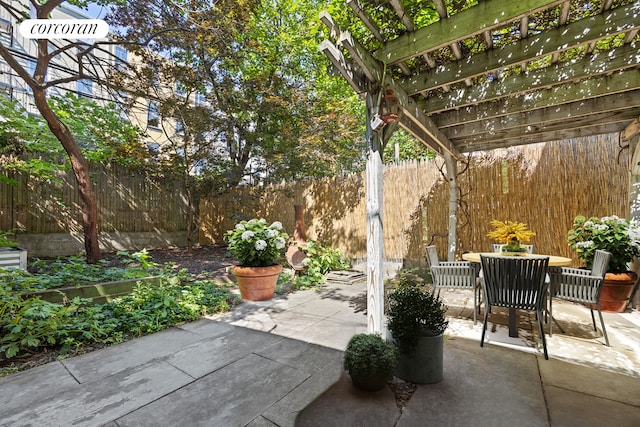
[19,19,109,40]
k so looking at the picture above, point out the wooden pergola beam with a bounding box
[454,109,640,146]
[374,0,564,65]
[401,3,640,96]
[442,91,640,139]
[421,45,640,114]
[435,82,640,130]
[320,12,462,160]
[458,123,627,152]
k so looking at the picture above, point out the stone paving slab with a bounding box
[397,337,548,427]
[0,361,78,414]
[538,357,640,407]
[59,326,214,383]
[115,353,310,427]
[545,385,640,427]
[166,326,280,378]
[260,354,344,426]
[294,370,400,427]
[255,337,342,375]
[1,360,194,427]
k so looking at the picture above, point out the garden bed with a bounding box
[23,276,164,304]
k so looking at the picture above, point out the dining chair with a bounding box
[492,244,535,253]
[425,245,480,324]
[479,255,550,359]
[549,249,612,346]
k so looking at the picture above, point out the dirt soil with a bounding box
[145,245,234,274]
[105,245,236,276]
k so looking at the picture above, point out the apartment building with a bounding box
[0,1,185,152]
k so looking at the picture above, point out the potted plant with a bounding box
[0,229,27,270]
[224,218,289,301]
[385,270,448,384]
[487,220,536,253]
[568,215,640,312]
[343,333,398,391]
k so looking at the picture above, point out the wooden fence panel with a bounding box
[0,162,189,235]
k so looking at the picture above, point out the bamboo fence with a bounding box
[2,134,628,266]
[201,134,629,265]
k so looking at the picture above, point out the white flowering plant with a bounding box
[567,215,640,273]
[224,218,289,267]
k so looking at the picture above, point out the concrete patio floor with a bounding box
[0,279,639,426]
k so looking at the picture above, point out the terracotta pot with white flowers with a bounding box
[224,218,289,301]
[568,215,640,312]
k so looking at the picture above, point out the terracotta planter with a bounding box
[232,264,283,301]
[599,272,638,313]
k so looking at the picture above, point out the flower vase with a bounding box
[232,264,283,301]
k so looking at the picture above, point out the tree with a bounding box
[0,94,148,184]
[106,0,365,188]
[0,0,135,263]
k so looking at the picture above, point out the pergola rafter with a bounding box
[320,0,640,333]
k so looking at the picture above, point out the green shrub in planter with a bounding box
[385,270,448,354]
[343,333,398,391]
[385,270,449,384]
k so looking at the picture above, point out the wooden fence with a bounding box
[2,134,629,264]
[0,162,189,234]
[200,134,629,264]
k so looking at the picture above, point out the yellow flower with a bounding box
[487,220,536,244]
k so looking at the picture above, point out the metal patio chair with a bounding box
[549,250,612,346]
[426,245,480,324]
[480,255,550,359]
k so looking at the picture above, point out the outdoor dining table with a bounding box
[461,252,572,338]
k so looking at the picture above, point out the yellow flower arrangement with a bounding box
[487,220,536,244]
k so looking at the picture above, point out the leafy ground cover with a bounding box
[0,247,239,376]
[0,243,350,377]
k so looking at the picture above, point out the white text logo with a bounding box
[19,19,109,40]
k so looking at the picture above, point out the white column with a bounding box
[443,152,458,261]
[365,92,385,334]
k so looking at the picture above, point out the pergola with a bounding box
[320,0,640,333]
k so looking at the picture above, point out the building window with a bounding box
[147,102,160,128]
[195,92,206,106]
[77,79,93,97]
[0,18,12,47]
[25,59,36,93]
[175,120,184,135]
[176,81,185,97]
[113,91,130,121]
[114,46,128,72]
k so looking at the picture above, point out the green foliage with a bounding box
[0,229,21,248]
[383,129,437,163]
[292,240,351,289]
[567,215,640,273]
[343,333,398,379]
[224,219,289,267]
[3,253,162,292]
[0,275,239,365]
[0,94,148,185]
[385,270,448,354]
[106,0,366,187]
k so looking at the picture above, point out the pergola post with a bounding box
[625,119,640,308]
[443,152,458,261]
[365,91,387,334]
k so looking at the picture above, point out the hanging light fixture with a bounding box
[379,89,399,124]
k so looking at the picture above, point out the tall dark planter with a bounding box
[395,334,444,384]
[600,272,638,313]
